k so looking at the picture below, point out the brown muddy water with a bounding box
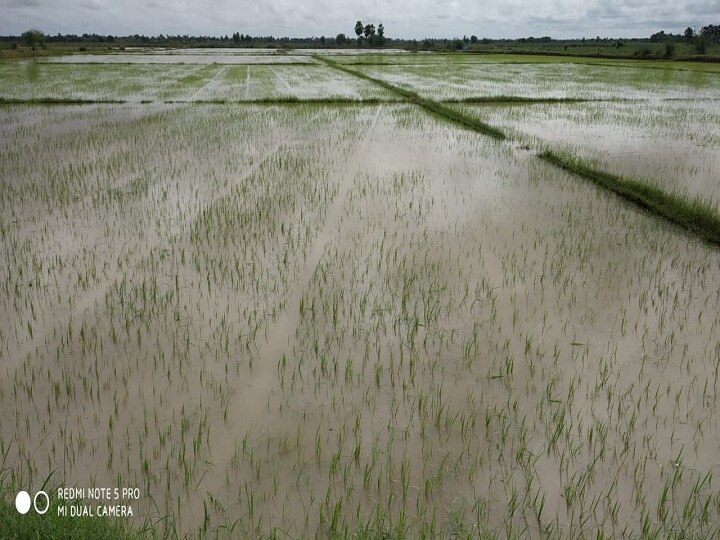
[1,78,720,538]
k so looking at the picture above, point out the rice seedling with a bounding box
[1,50,719,539]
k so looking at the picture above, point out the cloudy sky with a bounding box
[0,0,716,39]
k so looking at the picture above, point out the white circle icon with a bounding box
[15,491,31,514]
[34,491,50,514]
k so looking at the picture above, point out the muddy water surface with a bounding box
[3,102,720,538]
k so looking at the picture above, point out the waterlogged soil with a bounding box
[451,100,720,205]
[353,62,720,100]
[0,61,393,102]
[44,54,314,64]
[208,64,396,100]
[331,53,720,73]
[2,101,720,538]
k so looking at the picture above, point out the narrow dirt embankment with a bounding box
[315,54,720,248]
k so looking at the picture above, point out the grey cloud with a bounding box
[1,0,46,7]
[1,0,717,38]
[78,0,105,10]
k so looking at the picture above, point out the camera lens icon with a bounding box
[15,490,49,515]
[15,491,30,514]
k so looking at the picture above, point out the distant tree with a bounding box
[470,35,478,44]
[336,33,347,45]
[367,23,386,47]
[684,27,694,41]
[232,32,240,46]
[355,20,363,47]
[664,42,675,57]
[22,29,45,55]
[700,24,720,43]
[320,35,326,47]
[363,24,376,39]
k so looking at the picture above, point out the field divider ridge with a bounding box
[539,151,720,246]
[314,55,507,140]
[317,54,720,247]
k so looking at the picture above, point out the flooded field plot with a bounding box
[331,53,720,72]
[353,62,720,100]
[2,52,720,539]
[44,54,315,64]
[193,64,396,101]
[450,100,720,205]
[0,61,394,102]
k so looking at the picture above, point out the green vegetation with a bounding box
[0,469,155,540]
[0,97,126,105]
[21,29,45,56]
[0,499,153,539]
[442,95,603,104]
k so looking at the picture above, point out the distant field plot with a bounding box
[0,62,206,101]
[0,61,395,101]
[195,64,397,100]
[331,52,720,72]
[352,62,720,100]
[44,53,314,64]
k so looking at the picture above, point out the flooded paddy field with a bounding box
[450,100,720,205]
[0,61,394,102]
[352,61,720,101]
[1,51,720,538]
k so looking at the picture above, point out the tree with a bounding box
[336,33,347,45]
[684,27,694,42]
[355,20,363,47]
[363,24,376,39]
[664,42,675,58]
[700,24,720,43]
[470,35,478,44]
[369,23,386,47]
[232,32,240,46]
[22,29,45,55]
[320,35,326,47]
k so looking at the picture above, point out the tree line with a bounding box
[650,25,720,54]
[4,22,718,56]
